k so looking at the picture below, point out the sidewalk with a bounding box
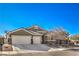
[0,48,68,55]
[48,48,70,52]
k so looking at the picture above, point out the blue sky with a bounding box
[0,3,79,35]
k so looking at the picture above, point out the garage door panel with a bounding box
[12,35,31,44]
[33,36,42,44]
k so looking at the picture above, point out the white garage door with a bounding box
[33,36,42,44]
[12,35,31,44]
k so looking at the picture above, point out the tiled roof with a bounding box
[7,25,47,35]
[8,28,43,36]
[26,25,47,31]
[27,30,43,35]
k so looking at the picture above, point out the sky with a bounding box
[0,3,79,35]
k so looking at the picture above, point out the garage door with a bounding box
[33,36,42,44]
[12,35,31,44]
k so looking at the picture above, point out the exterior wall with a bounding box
[11,35,32,44]
[53,35,66,40]
[33,36,42,44]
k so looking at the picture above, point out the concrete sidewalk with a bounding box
[48,48,70,52]
[0,50,46,55]
[0,47,79,55]
[0,48,68,55]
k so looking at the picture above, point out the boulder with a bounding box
[2,44,13,51]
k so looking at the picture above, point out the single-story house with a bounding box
[6,25,48,45]
[5,25,72,48]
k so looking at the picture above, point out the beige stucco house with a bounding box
[5,25,72,49]
[6,25,48,45]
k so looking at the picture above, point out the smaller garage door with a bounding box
[12,35,31,44]
[33,36,42,44]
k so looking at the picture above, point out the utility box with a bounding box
[2,44,13,51]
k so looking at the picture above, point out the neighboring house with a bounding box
[0,35,4,51]
[6,25,48,45]
[70,34,79,46]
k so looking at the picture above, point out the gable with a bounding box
[26,25,47,32]
[9,29,32,35]
[8,28,43,36]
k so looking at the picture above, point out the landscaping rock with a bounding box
[2,44,13,51]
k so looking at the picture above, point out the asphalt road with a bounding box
[0,50,79,56]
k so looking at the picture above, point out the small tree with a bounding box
[46,27,70,46]
[52,27,70,40]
